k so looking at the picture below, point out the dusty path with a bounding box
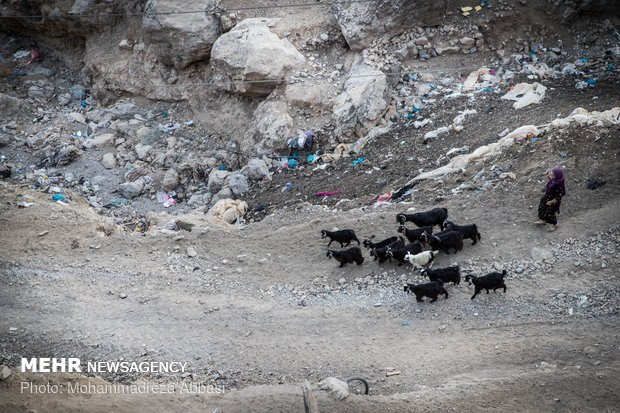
[1,175,618,411]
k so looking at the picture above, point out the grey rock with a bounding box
[211,18,305,96]
[118,180,145,199]
[227,173,249,196]
[101,153,117,169]
[135,143,152,160]
[332,62,389,140]
[0,366,11,380]
[207,169,231,193]
[143,0,221,69]
[90,133,116,148]
[163,169,179,191]
[332,0,445,51]
[244,159,270,180]
[187,247,198,258]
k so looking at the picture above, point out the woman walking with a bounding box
[536,167,566,231]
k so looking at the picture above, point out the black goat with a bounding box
[396,208,448,227]
[465,270,507,299]
[370,238,405,263]
[321,229,360,247]
[398,225,433,243]
[428,231,463,254]
[442,220,481,245]
[404,280,448,303]
[326,247,364,267]
[363,235,398,249]
[421,266,460,285]
[387,242,423,266]
[419,229,452,245]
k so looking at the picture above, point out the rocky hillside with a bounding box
[1,0,619,227]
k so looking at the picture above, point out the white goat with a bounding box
[404,250,438,269]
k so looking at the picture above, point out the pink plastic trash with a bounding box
[25,50,41,66]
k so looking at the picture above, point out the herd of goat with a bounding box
[322,208,508,303]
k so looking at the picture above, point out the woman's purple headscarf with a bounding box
[546,167,566,196]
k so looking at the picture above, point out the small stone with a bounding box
[38,230,49,237]
[187,247,198,258]
[134,143,152,160]
[119,293,128,299]
[0,366,11,380]
[515,267,524,273]
[101,153,117,169]
[601,262,607,268]
[338,278,346,284]
[574,261,582,267]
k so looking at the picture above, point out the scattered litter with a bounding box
[501,83,547,109]
[386,370,401,377]
[38,230,49,237]
[586,178,606,190]
[550,107,619,128]
[103,198,129,208]
[372,192,393,204]
[586,78,597,85]
[281,182,293,192]
[499,172,516,180]
[411,125,539,182]
[184,120,195,127]
[446,146,469,157]
[25,50,41,66]
[559,151,567,158]
[157,190,176,207]
[413,118,431,128]
[158,122,180,133]
[288,159,297,168]
[352,157,366,167]
[205,199,248,227]
[577,295,588,308]
[51,194,67,202]
[18,202,34,208]
[401,321,410,326]
[316,191,343,197]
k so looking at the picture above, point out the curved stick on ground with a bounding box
[343,376,370,395]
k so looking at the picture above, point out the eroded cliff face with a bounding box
[1,0,618,156]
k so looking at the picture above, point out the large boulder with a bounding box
[243,159,270,180]
[226,173,249,196]
[332,63,390,140]
[210,18,305,96]
[162,168,179,190]
[143,0,220,69]
[332,0,445,50]
[241,100,294,155]
[207,169,230,193]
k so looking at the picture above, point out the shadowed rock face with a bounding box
[331,0,446,51]
[0,0,145,37]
